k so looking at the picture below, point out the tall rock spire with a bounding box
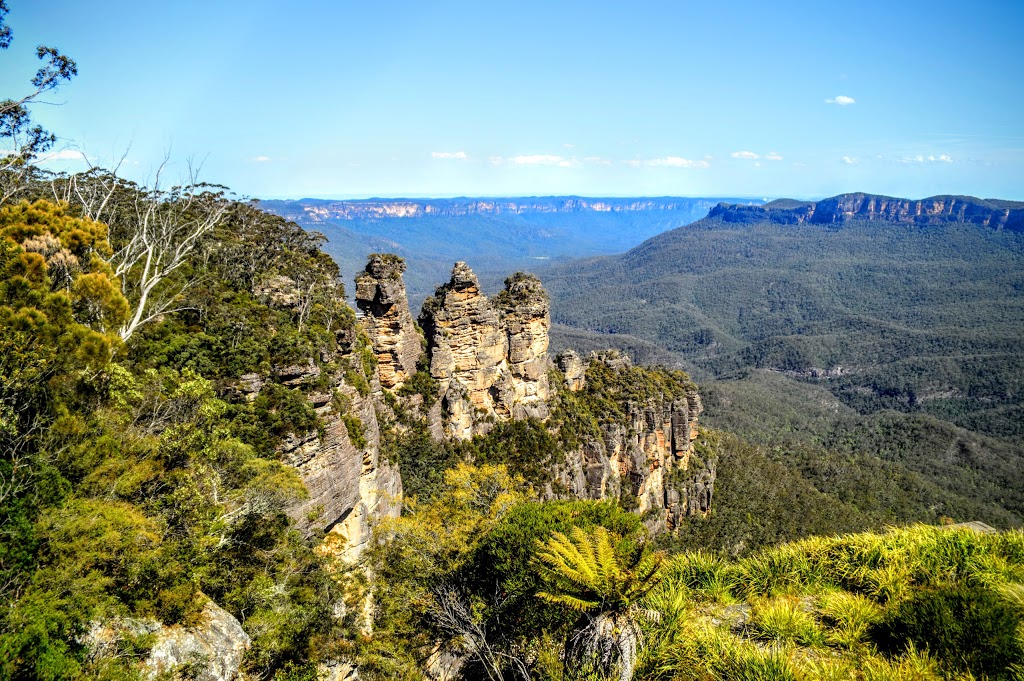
[355,254,423,391]
[419,262,551,439]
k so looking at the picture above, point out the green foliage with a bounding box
[467,500,648,643]
[385,419,458,500]
[627,525,1024,681]
[749,596,824,646]
[0,175,356,677]
[456,417,564,485]
[535,526,666,614]
[873,583,1024,679]
[361,464,529,678]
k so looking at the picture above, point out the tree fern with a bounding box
[534,526,667,681]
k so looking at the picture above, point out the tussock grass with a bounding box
[636,525,1024,681]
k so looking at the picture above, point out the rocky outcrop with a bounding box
[232,332,402,560]
[84,599,250,681]
[355,254,423,391]
[709,193,1024,231]
[275,372,401,558]
[556,351,711,532]
[418,263,550,440]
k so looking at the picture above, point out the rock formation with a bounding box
[709,192,1024,230]
[249,255,711,564]
[85,599,250,681]
[555,351,711,532]
[417,263,550,439]
[355,254,423,391]
[238,271,403,559]
[273,365,401,560]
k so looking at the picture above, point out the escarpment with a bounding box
[242,274,402,561]
[553,350,711,531]
[358,258,713,528]
[256,256,713,562]
[709,192,1024,230]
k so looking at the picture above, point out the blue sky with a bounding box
[2,0,1023,200]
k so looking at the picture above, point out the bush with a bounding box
[871,583,1024,679]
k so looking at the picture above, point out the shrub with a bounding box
[871,583,1024,679]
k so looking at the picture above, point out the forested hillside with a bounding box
[541,195,1024,540]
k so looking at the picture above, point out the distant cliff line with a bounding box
[260,196,763,221]
[709,192,1024,230]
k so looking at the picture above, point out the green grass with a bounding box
[634,525,1024,681]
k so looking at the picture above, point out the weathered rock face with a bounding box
[355,254,423,391]
[85,599,250,681]
[232,333,402,560]
[555,350,586,392]
[496,272,551,419]
[556,351,712,533]
[276,372,402,557]
[418,263,550,439]
[709,192,1024,231]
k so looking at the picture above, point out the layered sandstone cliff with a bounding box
[709,192,1024,230]
[252,256,712,567]
[355,254,423,391]
[554,350,712,531]
[417,263,550,440]
[243,275,402,561]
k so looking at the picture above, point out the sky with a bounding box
[2,0,1023,200]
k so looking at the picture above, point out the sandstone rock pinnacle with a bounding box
[355,254,423,391]
[419,263,551,439]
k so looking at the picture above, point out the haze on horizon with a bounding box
[2,0,1022,201]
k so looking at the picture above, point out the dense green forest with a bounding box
[541,207,1024,547]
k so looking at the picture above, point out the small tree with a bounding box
[0,0,78,203]
[535,526,666,681]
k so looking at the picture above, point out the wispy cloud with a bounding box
[625,156,710,168]
[898,154,953,164]
[249,155,272,163]
[432,151,468,160]
[841,155,859,165]
[494,154,577,167]
[39,149,86,162]
[583,156,613,166]
[825,95,856,106]
[731,150,782,162]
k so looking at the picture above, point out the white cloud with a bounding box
[39,149,86,162]
[583,156,613,166]
[841,156,859,165]
[509,154,577,167]
[764,152,784,161]
[730,151,760,160]
[431,151,468,160]
[898,154,954,164]
[250,155,272,163]
[625,156,710,169]
[563,143,575,149]
[825,95,856,106]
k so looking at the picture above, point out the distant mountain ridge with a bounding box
[261,196,757,222]
[710,192,1024,230]
[258,195,762,306]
